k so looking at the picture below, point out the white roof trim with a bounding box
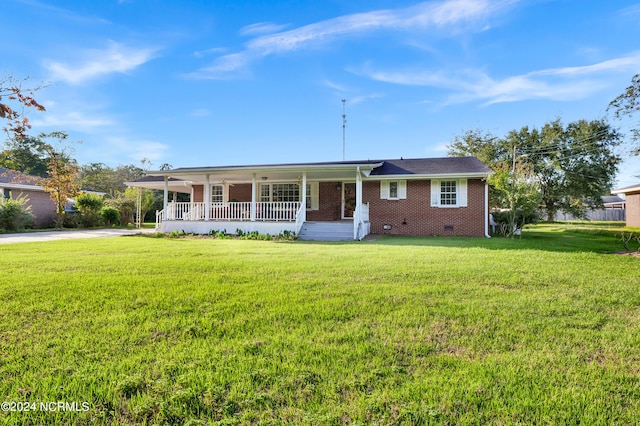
[612,184,640,194]
[0,183,46,192]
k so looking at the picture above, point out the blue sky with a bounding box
[2,0,640,186]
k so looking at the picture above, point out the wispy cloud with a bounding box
[104,136,169,163]
[189,0,515,79]
[31,110,115,131]
[360,51,640,106]
[44,41,158,85]
[239,22,290,36]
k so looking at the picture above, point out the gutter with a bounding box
[484,180,491,238]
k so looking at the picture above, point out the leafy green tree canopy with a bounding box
[448,118,622,221]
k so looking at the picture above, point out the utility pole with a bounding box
[342,99,347,161]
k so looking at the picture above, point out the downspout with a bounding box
[484,180,491,238]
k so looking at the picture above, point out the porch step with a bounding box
[298,221,353,241]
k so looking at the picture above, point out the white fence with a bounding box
[554,209,625,221]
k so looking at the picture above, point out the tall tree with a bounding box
[0,135,50,176]
[37,132,80,227]
[448,118,622,221]
[608,74,640,155]
[0,76,46,140]
[78,162,146,194]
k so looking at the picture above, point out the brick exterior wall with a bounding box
[2,188,57,228]
[363,179,487,237]
[308,182,343,221]
[229,184,252,202]
[626,193,640,228]
[192,185,203,202]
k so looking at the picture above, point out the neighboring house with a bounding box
[0,168,56,228]
[127,157,492,240]
[612,184,640,228]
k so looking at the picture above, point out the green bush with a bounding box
[75,192,105,227]
[0,193,34,231]
[100,206,120,226]
[492,209,540,236]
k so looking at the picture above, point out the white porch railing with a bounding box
[164,201,301,222]
[156,209,163,230]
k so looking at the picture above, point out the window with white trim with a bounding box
[430,179,467,208]
[440,181,457,205]
[305,182,319,210]
[389,181,398,199]
[380,180,407,200]
[211,185,223,203]
[259,183,300,202]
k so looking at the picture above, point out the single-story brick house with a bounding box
[612,183,640,228]
[0,168,58,228]
[128,157,492,240]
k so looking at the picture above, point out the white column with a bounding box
[355,166,362,239]
[251,173,257,221]
[204,174,210,220]
[163,176,169,220]
[301,171,307,223]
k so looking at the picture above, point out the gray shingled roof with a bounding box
[0,168,45,186]
[369,157,491,176]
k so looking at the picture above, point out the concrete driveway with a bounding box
[0,228,155,244]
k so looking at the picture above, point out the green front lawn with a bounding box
[1,223,639,424]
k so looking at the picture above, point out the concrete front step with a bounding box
[298,221,354,241]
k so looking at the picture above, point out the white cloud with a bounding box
[190,0,515,79]
[31,110,115,131]
[359,51,640,106]
[239,22,290,36]
[104,136,169,163]
[44,41,158,85]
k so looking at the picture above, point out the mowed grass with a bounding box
[1,224,639,425]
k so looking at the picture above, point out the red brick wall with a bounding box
[192,185,203,202]
[307,182,342,221]
[5,188,57,228]
[362,179,487,237]
[229,184,252,202]
[626,193,640,228]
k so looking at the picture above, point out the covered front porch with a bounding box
[128,161,380,240]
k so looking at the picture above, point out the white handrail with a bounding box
[295,200,306,235]
[155,210,163,230]
[354,202,370,240]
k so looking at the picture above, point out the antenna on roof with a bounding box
[342,99,347,161]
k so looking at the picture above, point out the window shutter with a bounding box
[380,181,389,199]
[458,179,467,207]
[398,180,407,199]
[430,180,439,206]
[310,182,319,210]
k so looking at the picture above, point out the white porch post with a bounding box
[355,166,362,239]
[163,176,169,220]
[204,174,210,220]
[251,173,257,221]
[301,171,307,222]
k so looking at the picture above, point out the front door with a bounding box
[342,182,356,219]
